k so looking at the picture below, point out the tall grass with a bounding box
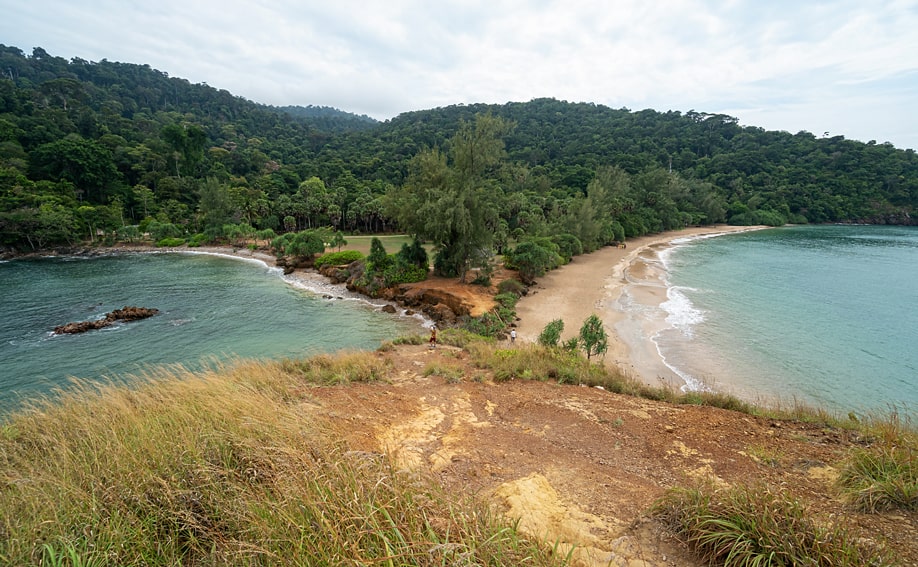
[652,483,893,566]
[0,356,560,566]
[835,411,917,512]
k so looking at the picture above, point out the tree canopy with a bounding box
[1,44,916,256]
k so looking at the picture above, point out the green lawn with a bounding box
[335,234,433,256]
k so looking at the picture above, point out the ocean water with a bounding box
[0,252,424,413]
[652,225,918,414]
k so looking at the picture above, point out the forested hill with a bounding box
[1,45,917,255]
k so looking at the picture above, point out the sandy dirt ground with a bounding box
[311,343,916,566]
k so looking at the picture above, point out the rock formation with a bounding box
[54,306,159,334]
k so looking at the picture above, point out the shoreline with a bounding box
[23,243,434,330]
[514,225,766,392]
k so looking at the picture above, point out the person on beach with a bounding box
[510,329,517,344]
[429,327,438,349]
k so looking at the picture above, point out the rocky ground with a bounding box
[309,342,916,566]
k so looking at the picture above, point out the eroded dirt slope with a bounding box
[309,344,916,566]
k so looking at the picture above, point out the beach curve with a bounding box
[513,225,764,391]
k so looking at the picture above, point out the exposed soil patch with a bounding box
[311,344,916,566]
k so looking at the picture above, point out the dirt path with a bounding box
[309,344,916,566]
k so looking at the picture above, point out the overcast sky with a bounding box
[3,1,917,150]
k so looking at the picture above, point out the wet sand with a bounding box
[514,226,763,390]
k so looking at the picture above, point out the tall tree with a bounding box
[389,114,514,281]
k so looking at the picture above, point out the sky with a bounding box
[3,0,918,150]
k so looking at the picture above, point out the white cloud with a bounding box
[2,0,917,148]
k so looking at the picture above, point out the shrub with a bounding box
[551,233,583,262]
[155,237,185,247]
[315,250,364,269]
[382,261,428,286]
[538,319,565,347]
[497,278,526,297]
[494,292,518,310]
[396,236,429,270]
[462,312,506,338]
[187,232,210,247]
[504,238,562,285]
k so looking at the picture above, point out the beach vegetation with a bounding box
[652,482,893,566]
[462,311,507,338]
[538,318,565,347]
[154,236,185,247]
[396,235,430,271]
[497,278,527,297]
[504,238,563,285]
[0,359,558,566]
[329,229,347,250]
[314,249,363,269]
[578,314,608,360]
[550,233,583,262]
[383,114,512,282]
[270,228,326,261]
[354,237,428,289]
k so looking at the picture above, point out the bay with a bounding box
[655,225,918,415]
[0,252,424,413]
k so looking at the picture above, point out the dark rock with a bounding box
[54,306,159,334]
[381,304,397,314]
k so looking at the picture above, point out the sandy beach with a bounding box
[514,225,763,391]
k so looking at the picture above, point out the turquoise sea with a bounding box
[0,252,425,414]
[652,225,918,415]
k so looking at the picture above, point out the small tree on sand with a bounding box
[538,319,565,348]
[579,314,608,360]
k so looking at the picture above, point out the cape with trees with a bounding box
[2,44,916,273]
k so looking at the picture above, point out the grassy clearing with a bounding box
[339,234,434,257]
[652,482,894,566]
[0,357,561,566]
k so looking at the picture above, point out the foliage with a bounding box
[355,237,428,289]
[497,278,526,297]
[1,45,917,257]
[462,312,507,338]
[551,233,583,262]
[329,230,347,251]
[366,236,391,269]
[387,115,513,281]
[380,260,428,286]
[396,236,429,270]
[836,443,917,512]
[270,229,326,259]
[578,314,608,360]
[538,319,565,348]
[652,482,893,566]
[155,237,185,247]
[504,238,562,285]
[314,249,363,269]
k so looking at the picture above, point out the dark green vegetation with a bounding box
[2,45,916,263]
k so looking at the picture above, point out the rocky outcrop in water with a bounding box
[54,306,160,334]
